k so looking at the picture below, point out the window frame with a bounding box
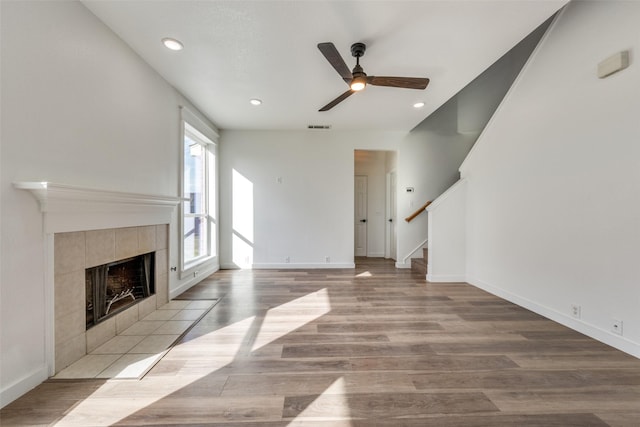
[179,107,218,278]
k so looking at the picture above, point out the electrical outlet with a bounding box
[612,319,623,335]
[325,256,330,263]
[285,256,290,263]
[570,304,581,319]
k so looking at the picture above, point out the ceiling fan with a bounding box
[317,42,430,112]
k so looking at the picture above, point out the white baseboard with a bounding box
[169,263,219,299]
[426,274,466,282]
[395,262,411,269]
[252,263,355,269]
[219,263,240,270]
[367,253,385,258]
[467,276,640,359]
[1,365,48,408]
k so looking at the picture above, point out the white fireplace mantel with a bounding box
[14,181,183,234]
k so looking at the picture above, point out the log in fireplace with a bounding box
[86,253,155,328]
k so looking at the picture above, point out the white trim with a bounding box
[14,182,182,210]
[426,179,466,212]
[367,252,385,258]
[179,110,219,277]
[44,234,55,377]
[468,277,640,359]
[170,263,220,299]
[385,173,391,259]
[220,263,241,270]
[401,238,428,264]
[252,263,356,269]
[180,106,219,143]
[395,261,411,269]
[387,170,398,261]
[180,255,216,280]
[13,182,182,233]
[426,274,466,282]
[0,365,48,408]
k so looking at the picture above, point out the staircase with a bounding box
[411,247,428,275]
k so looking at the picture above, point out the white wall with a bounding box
[219,131,405,268]
[0,1,217,405]
[355,150,392,257]
[219,127,473,270]
[427,179,467,282]
[217,106,483,271]
[460,1,640,356]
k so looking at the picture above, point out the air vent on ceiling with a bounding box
[307,125,332,130]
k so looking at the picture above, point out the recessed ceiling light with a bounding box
[413,101,425,108]
[250,99,262,106]
[162,37,183,51]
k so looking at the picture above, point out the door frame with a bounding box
[385,170,397,260]
[354,175,368,257]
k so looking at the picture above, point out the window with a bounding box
[180,108,218,274]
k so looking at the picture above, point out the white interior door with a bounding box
[389,171,397,260]
[355,175,368,257]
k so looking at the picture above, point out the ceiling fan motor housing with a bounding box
[351,42,366,58]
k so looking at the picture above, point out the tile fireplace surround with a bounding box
[54,225,169,373]
[15,182,181,376]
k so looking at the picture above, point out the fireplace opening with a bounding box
[86,252,155,329]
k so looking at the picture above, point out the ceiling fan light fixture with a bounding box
[350,76,367,91]
[162,37,184,51]
[317,41,430,111]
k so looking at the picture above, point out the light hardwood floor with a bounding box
[2,258,640,426]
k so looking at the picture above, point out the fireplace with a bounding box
[86,253,155,329]
[15,182,179,375]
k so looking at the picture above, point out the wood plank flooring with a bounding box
[2,258,640,426]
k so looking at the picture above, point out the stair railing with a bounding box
[399,200,431,266]
[402,238,428,265]
[404,201,432,222]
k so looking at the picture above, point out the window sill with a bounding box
[180,255,216,280]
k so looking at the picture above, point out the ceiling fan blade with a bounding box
[318,42,352,82]
[319,89,355,112]
[367,76,430,90]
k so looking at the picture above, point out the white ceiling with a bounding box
[82,0,567,132]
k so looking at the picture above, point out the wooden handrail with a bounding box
[404,201,432,223]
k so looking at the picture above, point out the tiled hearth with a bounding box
[53,299,217,379]
[54,225,169,373]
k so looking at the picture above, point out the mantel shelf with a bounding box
[14,181,184,233]
[14,182,184,211]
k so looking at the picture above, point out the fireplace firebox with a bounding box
[86,253,155,328]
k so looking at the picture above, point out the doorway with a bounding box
[354,150,397,259]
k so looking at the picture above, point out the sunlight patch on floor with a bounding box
[252,288,331,352]
[286,377,352,425]
[54,289,333,425]
[54,315,257,426]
